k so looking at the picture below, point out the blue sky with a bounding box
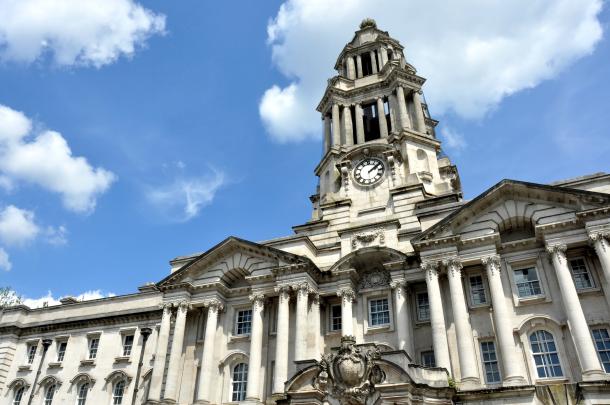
[0,0,608,304]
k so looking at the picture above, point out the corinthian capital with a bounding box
[442,257,463,276]
[546,243,567,260]
[249,292,265,310]
[204,298,224,313]
[481,255,501,273]
[337,287,356,303]
[589,231,610,244]
[291,282,312,297]
[275,284,291,303]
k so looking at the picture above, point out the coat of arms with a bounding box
[314,336,385,405]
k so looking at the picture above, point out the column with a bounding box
[370,50,378,74]
[342,105,354,146]
[388,94,397,133]
[354,104,365,144]
[390,280,412,354]
[323,115,331,153]
[413,90,427,134]
[347,57,356,80]
[310,294,321,360]
[376,97,388,138]
[195,299,223,403]
[482,255,526,385]
[423,262,451,373]
[293,283,309,361]
[147,305,172,402]
[246,293,265,401]
[380,47,388,67]
[331,104,341,147]
[444,258,479,384]
[163,301,189,401]
[337,287,355,337]
[332,104,341,146]
[589,231,610,284]
[547,244,605,379]
[356,54,363,78]
[273,286,291,394]
[396,86,411,130]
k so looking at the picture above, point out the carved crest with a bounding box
[314,336,385,405]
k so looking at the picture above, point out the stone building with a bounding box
[2,18,610,405]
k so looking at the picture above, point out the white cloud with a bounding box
[0,0,165,67]
[0,205,39,246]
[261,0,603,141]
[0,105,116,213]
[440,127,467,152]
[22,289,115,309]
[0,248,11,271]
[146,169,225,222]
[45,225,68,246]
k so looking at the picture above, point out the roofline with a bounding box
[411,178,610,244]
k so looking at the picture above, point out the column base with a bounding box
[458,377,481,391]
[502,375,528,387]
[582,369,609,381]
[242,399,263,405]
[193,401,210,405]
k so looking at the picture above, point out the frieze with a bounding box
[358,268,390,290]
[351,228,385,250]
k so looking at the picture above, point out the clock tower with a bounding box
[305,19,462,249]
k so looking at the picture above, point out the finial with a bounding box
[360,18,377,29]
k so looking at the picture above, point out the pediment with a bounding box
[413,180,610,245]
[158,236,313,290]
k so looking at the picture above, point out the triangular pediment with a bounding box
[413,179,610,245]
[157,236,314,289]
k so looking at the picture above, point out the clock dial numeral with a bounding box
[353,158,385,186]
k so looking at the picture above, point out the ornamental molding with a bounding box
[203,298,224,313]
[481,255,501,275]
[248,292,265,310]
[358,268,390,290]
[351,228,385,251]
[589,231,610,245]
[313,336,385,405]
[546,243,567,260]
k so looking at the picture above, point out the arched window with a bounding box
[77,382,89,405]
[13,387,24,405]
[112,381,125,404]
[231,363,248,401]
[530,330,563,378]
[44,384,56,405]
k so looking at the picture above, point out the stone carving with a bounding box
[358,268,390,290]
[313,336,385,405]
[351,228,385,250]
[337,287,356,303]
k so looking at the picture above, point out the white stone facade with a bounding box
[2,19,610,405]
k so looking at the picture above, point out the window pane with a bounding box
[113,381,125,405]
[232,363,248,401]
[123,335,134,356]
[369,298,390,326]
[515,268,542,298]
[480,341,501,383]
[469,276,487,305]
[57,342,67,362]
[13,387,24,405]
[330,305,342,331]
[421,351,435,367]
[236,310,253,335]
[77,383,89,405]
[592,328,610,373]
[569,258,594,289]
[417,293,430,321]
[44,385,55,405]
[529,330,563,378]
[27,345,37,364]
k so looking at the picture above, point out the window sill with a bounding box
[469,303,490,310]
[80,359,95,366]
[47,362,62,369]
[576,287,602,296]
[114,356,131,364]
[517,295,546,305]
[414,320,431,327]
[229,334,250,343]
[18,364,32,372]
[365,325,391,335]
[325,330,341,337]
[535,377,568,385]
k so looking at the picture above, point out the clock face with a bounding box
[354,158,385,185]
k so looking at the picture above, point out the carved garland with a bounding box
[351,228,385,250]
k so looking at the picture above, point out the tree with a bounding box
[0,287,22,308]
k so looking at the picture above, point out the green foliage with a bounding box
[0,287,22,308]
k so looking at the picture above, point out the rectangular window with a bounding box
[88,337,99,359]
[122,334,134,356]
[235,309,252,336]
[569,258,594,290]
[56,341,67,362]
[26,344,37,364]
[593,328,610,373]
[421,351,436,367]
[369,298,390,327]
[480,341,501,383]
[330,304,342,332]
[514,267,542,298]
[469,275,487,305]
[416,292,430,321]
